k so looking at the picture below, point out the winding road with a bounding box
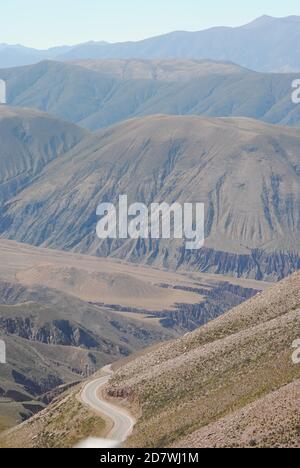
[79,365,135,446]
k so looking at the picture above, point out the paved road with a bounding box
[80,365,135,445]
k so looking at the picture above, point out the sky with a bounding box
[1,0,299,49]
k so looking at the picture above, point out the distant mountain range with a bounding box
[1,16,300,72]
[1,60,300,131]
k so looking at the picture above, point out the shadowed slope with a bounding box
[0,105,87,206]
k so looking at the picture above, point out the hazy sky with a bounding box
[1,0,299,48]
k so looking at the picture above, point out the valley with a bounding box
[0,239,263,432]
[1,267,298,448]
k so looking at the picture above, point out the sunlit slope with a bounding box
[106,271,300,447]
[1,115,300,279]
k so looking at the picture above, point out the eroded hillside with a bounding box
[106,271,300,447]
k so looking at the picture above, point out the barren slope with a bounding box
[2,61,300,130]
[175,379,299,448]
[106,271,300,448]
[0,105,87,206]
[1,116,300,279]
[0,383,107,448]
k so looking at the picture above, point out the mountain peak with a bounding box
[243,14,300,29]
[242,15,276,29]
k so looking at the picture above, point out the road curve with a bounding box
[80,365,135,444]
